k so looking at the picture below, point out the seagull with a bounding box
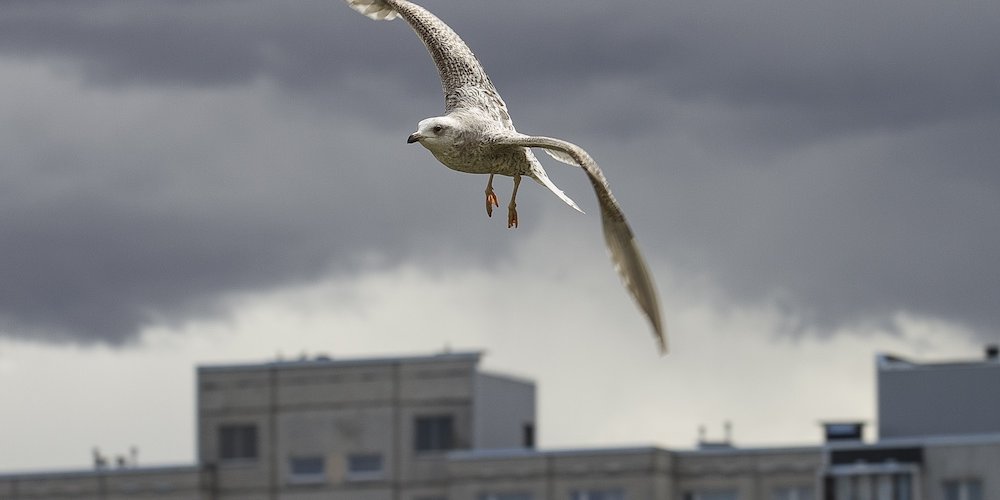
[345,0,667,353]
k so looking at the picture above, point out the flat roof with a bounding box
[447,443,824,461]
[877,351,1000,371]
[197,350,483,373]
[0,464,199,480]
[446,446,666,461]
[674,444,822,457]
[829,432,1000,450]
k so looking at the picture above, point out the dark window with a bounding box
[219,424,258,460]
[477,493,533,500]
[943,479,982,500]
[289,456,324,475]
[830,447,922,465]
[570,488,625,500]
[825,474,913,500]
[287,456,326,484]
[415,415,454,452]
[347,453,384,478]
[683,491,737,500]
[523,423,535,448]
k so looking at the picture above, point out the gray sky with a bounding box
[1,0,998,471]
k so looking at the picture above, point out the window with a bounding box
[571,488,625,500]
[347,453,384,480]
[477,493,533,500]
[828,473,913,500]
[523,423,535,448]
[288,456,326,484]
[772,486,813,500]
[218,424,257,461]
[415,415,455,452]
[683,490,738,500]
[944,479,982,500]
[826,472,914,500]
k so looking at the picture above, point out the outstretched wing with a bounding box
[346,0,512,125]
[492,133,667,353]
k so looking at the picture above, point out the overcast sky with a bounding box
[1,0,998,471]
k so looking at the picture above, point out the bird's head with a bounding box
[407,116,462,151]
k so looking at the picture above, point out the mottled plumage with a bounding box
[345,0,667,353]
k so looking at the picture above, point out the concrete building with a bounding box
[878,346,1000,439]
[2,347,999,500]
[822,433,1000,500]
[195,351,534,499]
[818,346,1000,500]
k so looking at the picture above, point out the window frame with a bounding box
[346,452,385,481]
[771,485,814,500]
[414,414,456,452]
[943,478,983,500]
[570,487,626,500]
[287,455,326,485]
[476,492,534,500]
[683,489,739,500]
[218,423,258,462]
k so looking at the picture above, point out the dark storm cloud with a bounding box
[1,0,998,344]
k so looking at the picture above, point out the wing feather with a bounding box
[493,133,667,353]
[349,0,511,122]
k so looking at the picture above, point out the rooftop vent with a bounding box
[823,422,864,443]
[697,421,736,450]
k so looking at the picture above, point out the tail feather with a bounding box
[345,0,399,20]
[529,160,585,214]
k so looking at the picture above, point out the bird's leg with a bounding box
[485,174,499,217]
[508,174,521,229]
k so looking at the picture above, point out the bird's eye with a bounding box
[432,125,444,134]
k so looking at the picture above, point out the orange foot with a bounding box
[486,191,499,217]
[507,204,518,229]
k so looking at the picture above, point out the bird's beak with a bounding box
[406,132,422,144]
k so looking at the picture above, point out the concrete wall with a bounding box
[0,466,204,500]
[196,353,480,497]
[445,448,672,500]
[921,440,1000,500]
[472,373,535,450]
[674,448,821,500]
[878,361,1000,439]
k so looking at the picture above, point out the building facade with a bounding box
[2,348,998,500]
[877,348,1000,439]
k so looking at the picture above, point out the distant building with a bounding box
[878,345,1000,439]
[2,347,999,500]
[817,345,1000,500]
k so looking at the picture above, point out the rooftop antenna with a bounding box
[92,447,107,470]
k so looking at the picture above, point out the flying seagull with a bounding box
[345,0,667,353]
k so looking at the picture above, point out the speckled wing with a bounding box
[345,0,512,126]
[492,133,667,353]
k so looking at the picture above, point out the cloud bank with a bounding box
[1,0,998,344]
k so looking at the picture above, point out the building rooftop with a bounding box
[0,464,199,480]
[863,432,1000,449]
[446,446,666,462]
[876,345,1000,371]
[197,350,483,373]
